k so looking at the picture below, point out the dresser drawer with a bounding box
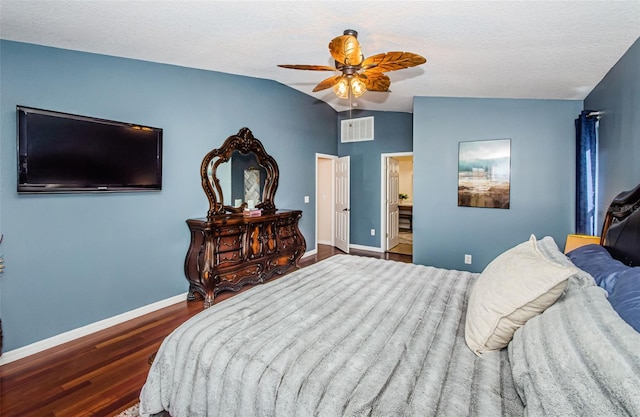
[216,225,244,236]
[216,249,243,266]
[267,253,296,270]
[278,215,297,225]
[219,264,262,284]
[216,234,242,251]
[279,236,297,251]
[277,225,295,238]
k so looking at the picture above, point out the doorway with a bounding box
[316,154,351,254]
[381,153,413,255]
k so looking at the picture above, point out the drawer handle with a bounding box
[224,274,237,281]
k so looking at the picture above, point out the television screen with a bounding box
[17,106,162,193]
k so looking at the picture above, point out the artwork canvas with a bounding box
[244,167,261,203]
[458,139,511,209]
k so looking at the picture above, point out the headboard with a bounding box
[601,182,640,266]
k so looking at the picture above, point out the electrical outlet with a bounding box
[304,195,310,203]
[370,229,375,236]
[464,254,472,264]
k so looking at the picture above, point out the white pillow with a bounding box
[465,235,579,356]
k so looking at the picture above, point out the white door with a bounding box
[386,157,400,250]
[334,156,350,253]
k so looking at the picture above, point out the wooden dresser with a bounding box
[185,127,307,308]
[184,210,306,307]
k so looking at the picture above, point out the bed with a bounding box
[139,185,640,417]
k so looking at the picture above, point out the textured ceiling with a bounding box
[1,0,639,113]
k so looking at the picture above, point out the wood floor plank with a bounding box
[0,245,410,416]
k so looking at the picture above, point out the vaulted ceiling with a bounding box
[1,0,639,112]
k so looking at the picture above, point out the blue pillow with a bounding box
[567,244,628,293]
[608,268,640,333]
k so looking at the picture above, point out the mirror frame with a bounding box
[200,127,279,217]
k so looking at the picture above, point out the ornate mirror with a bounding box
[201,127,279,217]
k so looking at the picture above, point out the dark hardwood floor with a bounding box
[0,245,410,417]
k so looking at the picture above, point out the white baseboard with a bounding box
[317,239,332,246]
[0,292,188,366]
[350,243,384,253]
[302,248,318,258]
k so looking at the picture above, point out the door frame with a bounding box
[315,153,337,252]
[380,152,413,251]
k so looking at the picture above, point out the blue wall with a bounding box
[337,110,413,247]
[4,36,637,353]
[413,97,582,272]
[585,37,640,226]
[0,41,337,351]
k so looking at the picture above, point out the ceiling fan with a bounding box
[278,29,426,100]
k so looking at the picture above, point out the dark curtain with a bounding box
[575,110,598,235]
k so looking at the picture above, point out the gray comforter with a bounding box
[140,255,523,417]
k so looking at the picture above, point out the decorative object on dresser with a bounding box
[184,128,306,308]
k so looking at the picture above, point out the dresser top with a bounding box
[188,209,302,223]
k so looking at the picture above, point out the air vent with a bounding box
[341,116,374,143]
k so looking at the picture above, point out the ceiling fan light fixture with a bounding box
[351,77,366,98]
[333,76,350,99]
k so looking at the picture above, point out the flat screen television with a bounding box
[17,106,162,193]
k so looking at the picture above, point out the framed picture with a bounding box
[458,138,511,209]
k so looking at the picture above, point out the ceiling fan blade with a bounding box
[312,75,342,92]
[328,35,363,66]
[277,64,337,71]
[357,72,391,92]
[361,52,426,73]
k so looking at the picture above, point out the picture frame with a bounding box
[458,138,511,209]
